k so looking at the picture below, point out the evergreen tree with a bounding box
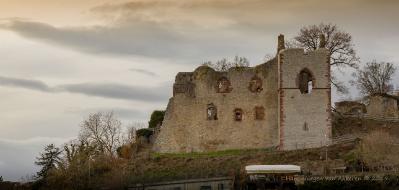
[34,144,62,179]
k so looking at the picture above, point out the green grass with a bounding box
[128,144,358,184]
[152,148,275,159]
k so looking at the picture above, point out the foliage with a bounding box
[351,61,397,96]
[126,124,139,143]
[34,144,62,180]
[148,110,165,128]
[28,112,132,190]
[292,23,359,94]
[129,144,356,185]
[0,176,2,182]
[136,128,153,138]
[152,148,274,159]
[342,150,364,172]
[203,56,250,71]
[117,143,135,159]
[30,133,360,189]
[38,141,129,189]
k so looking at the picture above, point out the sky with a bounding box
[0,0,398,181]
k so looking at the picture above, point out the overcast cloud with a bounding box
[129,68,158,77]
[0,76,52,92]
[0,75,170,102]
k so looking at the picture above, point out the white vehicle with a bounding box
[244,165,301,190]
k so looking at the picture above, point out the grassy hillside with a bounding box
[127,143,356,184]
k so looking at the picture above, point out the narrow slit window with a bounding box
[303,122,309,131]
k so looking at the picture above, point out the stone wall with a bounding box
[153,59,279,153]
[278,48,332,150]
[335,101,367,115]
[153,36,332,153]
[367,95,399,118]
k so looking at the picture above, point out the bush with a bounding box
[136,128,153,138]
[116,144,134,159]
[148,110,165,128]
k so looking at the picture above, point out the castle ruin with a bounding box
[154,35,332,153]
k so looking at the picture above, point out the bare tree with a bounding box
[293,23,360,93]
[125,122,146,144]
[351,60,396,96]
[127,126,137,143]
[263,53,275,62]
[79,112,122,156]
[63,142,78,166]
[63,139,96,165]
[203,56,249,71]
[55,139,100,189]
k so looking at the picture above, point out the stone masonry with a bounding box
[153,35,332,153]
[367,94,399,118]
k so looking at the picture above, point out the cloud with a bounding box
[0,75,171,102]
[0,76,51,92]
[0,0,298,63]
[0,136,73,145]
[0,19,194,60]
[60,82,169,102]
[65,107,149,121]
[2,0,398,64]
[129,68,158,77]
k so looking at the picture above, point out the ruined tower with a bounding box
[277,34,332,150]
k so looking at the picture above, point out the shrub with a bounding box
[148,110,165,128]
[136,128,153,138]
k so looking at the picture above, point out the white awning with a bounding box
[245,165,301,174]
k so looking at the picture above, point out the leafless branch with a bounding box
[351,60,396,96]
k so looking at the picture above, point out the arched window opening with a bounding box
[234,108,243,121]
[217,77,232,93]
[207,103,218,120]
[255,106,265,120]
[249,76,263,92]
[299,69,314,94]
